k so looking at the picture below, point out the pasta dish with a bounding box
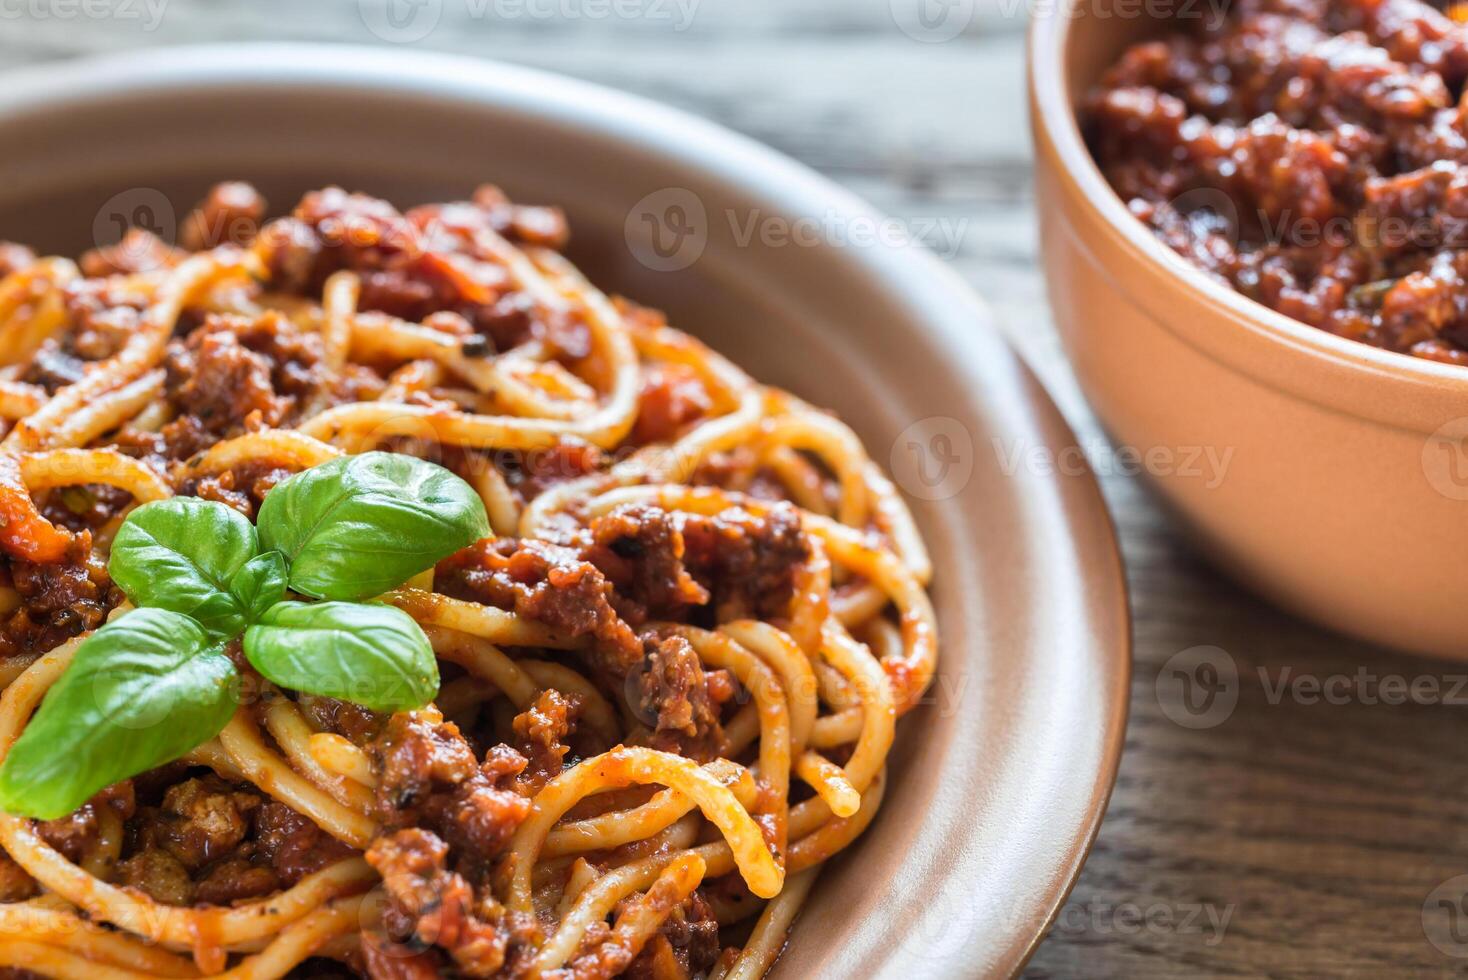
[0,183,936,979]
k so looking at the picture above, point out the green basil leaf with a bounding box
[108,498,258,637]
[257,452,489,601]
[230,551,288,624]
[243,601,438,711]
[0,609,238,820]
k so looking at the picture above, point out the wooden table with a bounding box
[8,2,1468,975]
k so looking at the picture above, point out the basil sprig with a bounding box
[0,453,486,819]
[0,609,237,820]
[244,601,437,711]
[259,452,489,601]
[231,550,289,623]
[108,497,260,638]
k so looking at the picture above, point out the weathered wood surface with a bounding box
[7,2,1468,975]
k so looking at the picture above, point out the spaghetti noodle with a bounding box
[0,182,937,978]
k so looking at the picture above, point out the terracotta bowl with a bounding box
[1030,4,1468,659]
[0,45,1128,977]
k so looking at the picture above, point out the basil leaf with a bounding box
[231,551,288,624]
[257,452,489,601]
[108,498,258,637]
[243,601,438,711]
[0,609,238,820]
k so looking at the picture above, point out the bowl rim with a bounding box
[0,42,1132,977]
[1026,2,1468,412]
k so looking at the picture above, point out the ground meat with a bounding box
[632,364,713,445]
[19,345,87,393]
[18,277,146,392]
[103,772,352,907]
[494,441,602,506]
[626,890,721,980]
[111,414,216,468]
[371,712,531,869]
[374,712,478,812]
[297,695,386,745]
[1111,17,1449,127]
[437,502,806,695]
[182,182,265,251]
[166,329,286,434]
[260,188,501,322]
[360,930,444,980]
[140,776,260,871]
[633,634,726,760]
[583,504,710,624]
[0,553,122,658]
[60,278,144,358]
[678,502,810,621]
[462,183,569,250]
[39,482,133,534]
[564,861,712,980]
[164,311,325,439]
[406,193,585,356]
[258,186,586,356]
[437,538,644,673]
[179,461,294,519]
[37,782,135,864]
[254,799,355,885]
[1338,0,1468,87]
[362,704,571,977]
[79,229,185,277]
[364,828,540,979]
[117,847,194,905]
[511,689,582,795]
[193,857,279,905]
[1088,0,1468,359]
[0,850,36,902]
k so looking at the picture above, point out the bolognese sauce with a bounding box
[1087,0,1468,363]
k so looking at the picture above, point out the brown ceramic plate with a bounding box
[0,45,1129,978]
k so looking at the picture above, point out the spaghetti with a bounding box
[0,182,937,978]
